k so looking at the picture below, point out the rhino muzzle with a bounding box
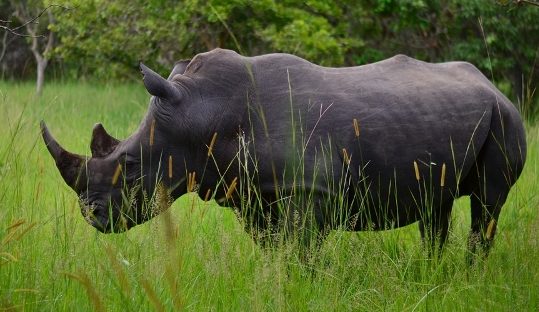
[79,194,134,233]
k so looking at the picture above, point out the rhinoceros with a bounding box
[41,48,526,256]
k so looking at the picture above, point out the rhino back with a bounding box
[184,50,520,221]
[247,54,499,174]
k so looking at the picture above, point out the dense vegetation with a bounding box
[1,0,538,119]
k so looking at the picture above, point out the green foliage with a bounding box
[49,0,183,79]
[450,1,539,88]
[50,0,355,76]
[50,1,538,93]
[1,0,536,113]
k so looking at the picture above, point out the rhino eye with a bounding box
[122,160,140,180]
[117,154,139,172]
[124,160,138,170]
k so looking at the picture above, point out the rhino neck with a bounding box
[153,136,208,204]
[138,89,229,205]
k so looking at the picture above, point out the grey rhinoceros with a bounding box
[41,48,526,257]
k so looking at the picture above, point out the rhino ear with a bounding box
[167,59,191,80]
[140,62,181,99]
[91,123,120,158]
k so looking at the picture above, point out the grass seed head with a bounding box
[104,246,131,295]
[140,278,166,312]
[413,161,420,181]
[353,118,360,137]
[486,219,497,240]
[64,272,105,312]
[6,219,25,231]
[207,132,218,157]
[154,182,172,215]
[149,118,156,146]
[204,188,212,201]
[168,155,173,179]
[440,163,446,187]
[342,148,351,165]
[226,177,238,199]
[112,164,122,186]
[187,172,196,192]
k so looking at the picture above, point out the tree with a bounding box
[11,1,57,96]
[1,1,66,95]
[0,24,17,66]
[514,0,539,7]
[0,1,23,71]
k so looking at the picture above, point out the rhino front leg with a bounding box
[418,200,454,258]
[241,190,331,258]
[282,192,331,257]
[237,199,281,248]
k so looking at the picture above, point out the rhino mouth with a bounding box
[80,200,131,233]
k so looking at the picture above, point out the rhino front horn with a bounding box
[140,62,181,99]
[40,121,85,190]
[91,123,120,158]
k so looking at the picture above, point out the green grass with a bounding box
[1,81,538,311]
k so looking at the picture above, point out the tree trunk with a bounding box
[15,7,55,96]
[35,54,47,96]
[0,31,9,63]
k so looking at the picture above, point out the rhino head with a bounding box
[41,62,198,233]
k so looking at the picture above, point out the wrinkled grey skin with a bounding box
[42,48,526,256]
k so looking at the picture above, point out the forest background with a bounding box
[1,0,538,121]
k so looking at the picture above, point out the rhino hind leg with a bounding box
[465,159,515,263]
[464,110,526,264]
[467,192,506,262]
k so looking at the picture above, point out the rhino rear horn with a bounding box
[40,121,86,190]
[140,62,181,99]
[91,123,120,158]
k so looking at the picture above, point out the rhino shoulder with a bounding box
[390,54,415,62]
[365,54,426,72]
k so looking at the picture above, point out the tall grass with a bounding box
[0,81,538,311]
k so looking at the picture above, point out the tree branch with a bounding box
[515,0,539,7]
[1,4,69,38]
[0,24,38,38]
[44,11,55,56]
[0,31,11,62]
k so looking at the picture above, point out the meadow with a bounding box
[0,81,538,311]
